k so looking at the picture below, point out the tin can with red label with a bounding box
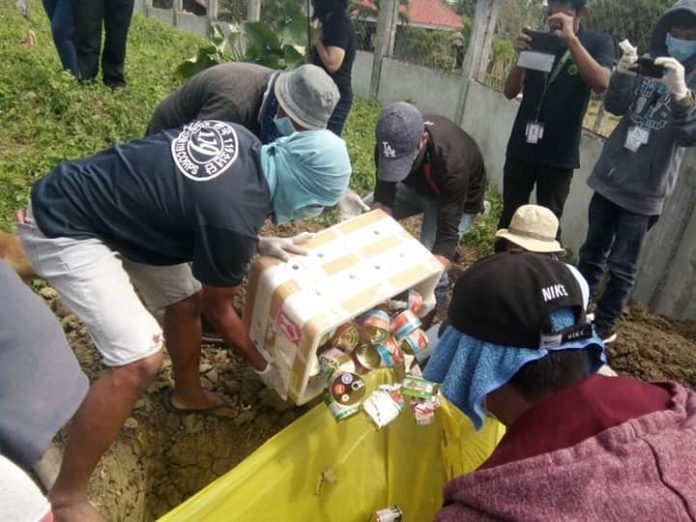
[329,372,366,406]
[352,343,382,373]
[407,289,423,315]
[375,336,404,368]
[361,309,391,344]
[319,347,356,381]
[399,328,429,355]
[411,395,441,426]
[330,322,360,353]
[392,309,421,341]
[373,505,403,521]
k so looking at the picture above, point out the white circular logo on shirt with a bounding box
[171,120,239,181]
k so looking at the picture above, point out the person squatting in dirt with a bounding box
[147,63,339,144]
[424,251,696,520]
[17,121,351,521]
[577,0,696,344]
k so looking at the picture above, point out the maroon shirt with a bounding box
[436,377,696,521]
[481,374,672,469]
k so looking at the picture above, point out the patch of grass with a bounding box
[343,97,381,195]
[461,186,503,256]
[0,0,208,231]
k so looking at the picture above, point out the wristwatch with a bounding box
[676,89,695,108]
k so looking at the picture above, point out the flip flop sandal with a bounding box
[161,389,238,420]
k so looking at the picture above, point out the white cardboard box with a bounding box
[243,210,444,404]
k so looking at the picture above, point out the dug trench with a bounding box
[39,218,696,521]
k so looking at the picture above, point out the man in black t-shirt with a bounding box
[311,0,357,136]
[497,0,615,237]
[18,122,351,519]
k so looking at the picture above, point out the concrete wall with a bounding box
[352,51,374,99]
[633,149,696,318]
[375,59,465,117]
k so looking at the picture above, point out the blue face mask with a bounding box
[666,33,696,63]
[273,117,296,137]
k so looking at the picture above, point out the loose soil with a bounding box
[41,216,696,521]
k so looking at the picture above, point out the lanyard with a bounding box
[535,50,571,121]
[422,159,440,197]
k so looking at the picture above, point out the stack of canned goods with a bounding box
[317,289,442,428]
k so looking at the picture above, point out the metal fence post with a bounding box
[454,0,498,125]
[246,0,260,22]
[207,0,218,36]
[369,0,398,99]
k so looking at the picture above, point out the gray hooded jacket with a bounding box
[587,0,696,216]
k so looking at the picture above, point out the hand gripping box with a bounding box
[243,210,444,404]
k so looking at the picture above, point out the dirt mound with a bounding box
[609,305,696,388]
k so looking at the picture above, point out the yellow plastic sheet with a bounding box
[160,372,504,522]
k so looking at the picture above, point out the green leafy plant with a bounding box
[177,0,309,79]
[176,25,230,79]
[230,21,305,70]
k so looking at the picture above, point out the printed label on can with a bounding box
[400,328,429,355]
[330,372,366,406]
[400,375,437,399]
[411,395,441,426]
[323,393,360,422]
[331,322,360,353]
[392,310,421,341]
[375,343,395,368]
[319,348,356,381]
[362,389,403,429]
[362,309,391,343]
[376,336,404,367]
[373,505,403,521]
[407,289,423,315]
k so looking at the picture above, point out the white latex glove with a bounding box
[655,57,688,100]
[616,39,638,76]
[418,291,437,319]
[337,189,370,222]
[258,232,315,261]
[256,359,287,399]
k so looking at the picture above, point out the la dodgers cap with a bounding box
[375,102,425,182]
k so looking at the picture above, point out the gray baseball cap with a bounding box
[274,65,339,130]
[375,102,425,182]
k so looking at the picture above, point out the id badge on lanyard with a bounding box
[526,50,571,145]
[624,126,650,152]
